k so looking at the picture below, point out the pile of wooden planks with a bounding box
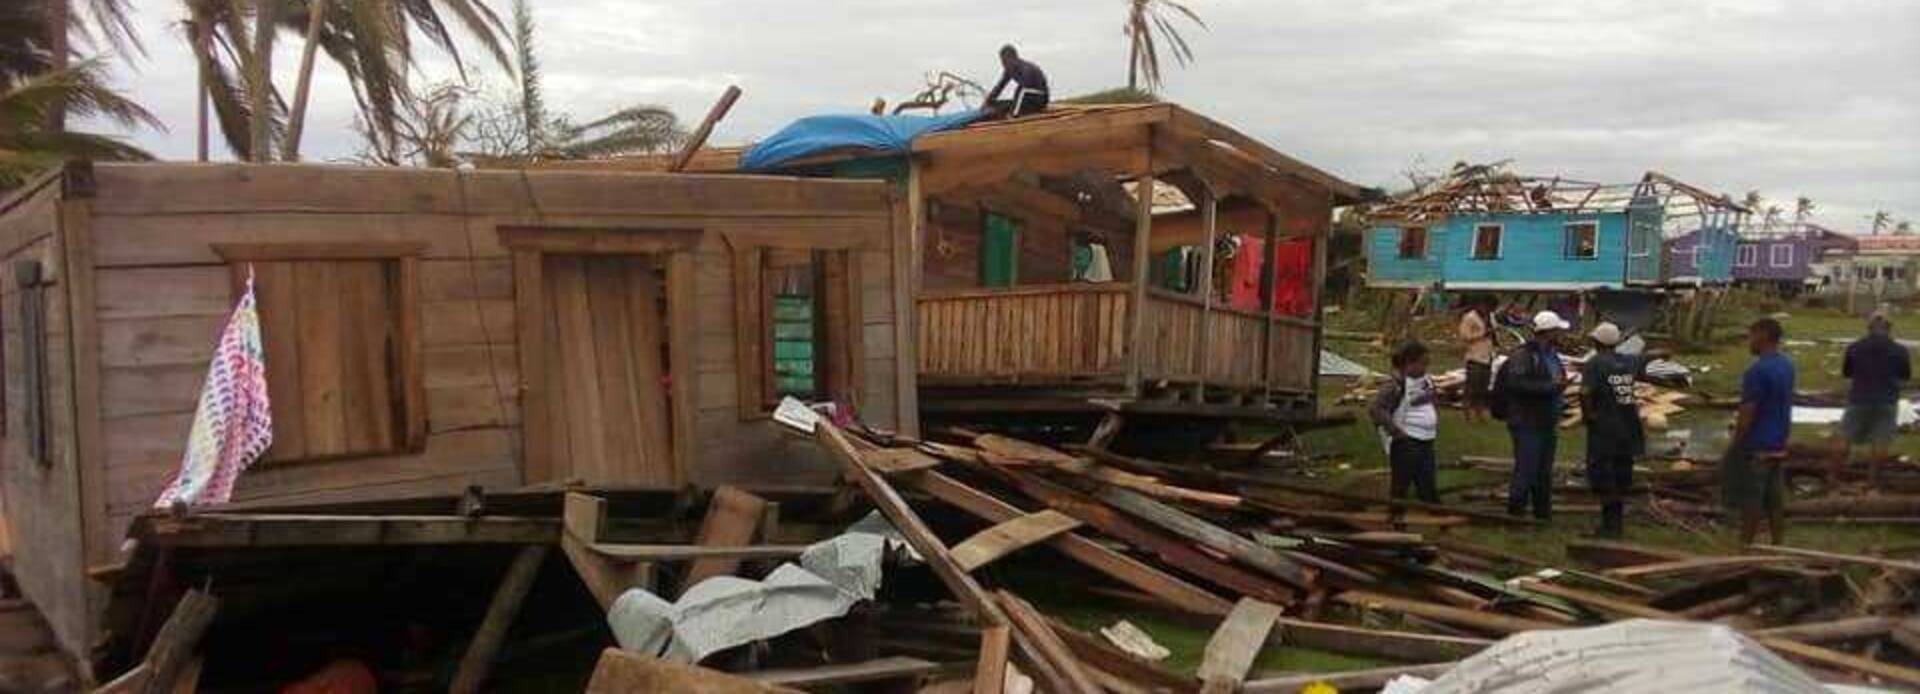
[808,422,1920,690]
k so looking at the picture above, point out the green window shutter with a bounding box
[982,213,1018,288]
[771,294,816,397]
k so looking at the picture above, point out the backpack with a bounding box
[1488,349,1527,422]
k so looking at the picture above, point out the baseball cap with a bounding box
[1532,310,1571,333]
[1589,322,1623,346]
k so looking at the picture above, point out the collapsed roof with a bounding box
[1369,162,1749,229]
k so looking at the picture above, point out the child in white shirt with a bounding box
[1368,341,1441,528]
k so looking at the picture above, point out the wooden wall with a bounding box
[922,189,1135,293]
[0,163,907,658]
[0,174,90,657]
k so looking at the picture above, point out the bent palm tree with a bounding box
[185,0,511,162]
[1124,0,1204,92]
[0,59,161,187]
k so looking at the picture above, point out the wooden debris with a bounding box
[997,591,1102,694]
[748,657,939,689]
[1273,617,1491,663]
[683,486,772,591]
[1335,590,1561,635]
[1605,555,1805,580]
[584,648,797,693]
[1098,621,1170,662]
[1090,486,1312,590]
[1750,543,1920,574]
[950,510,1084,572]
[450,545,549,694]
[1197,599,1283,694]
[1241,662,1457,694]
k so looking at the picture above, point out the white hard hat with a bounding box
[1532,310,1571,333]
[1589,322,1623,346]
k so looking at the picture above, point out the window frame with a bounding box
[1470,224,1504,261]
[731,245,863,420]
[212,242,429,463]
[1736,244,1759,267]
[1563,222,1600,260]
[1769,244,1795,268]
[1397,227,1428,260]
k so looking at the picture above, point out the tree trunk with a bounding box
[194,15,210,162]
[46,0,71,130]
[248,0,279,162]
[1127,51,1139,91]
[281,0,330,161]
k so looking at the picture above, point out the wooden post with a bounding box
[1307,192,1331,412]
[1193,185,1219,403]
[451,545,550,694]
[669,85,743,173]
[137,589,219,694]
[1260,205,1280,402]
[1126,143,1156,397]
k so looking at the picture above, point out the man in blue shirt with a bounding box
[1726,317,1795,545]
[1497,311,1570,520]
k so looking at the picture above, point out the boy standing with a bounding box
[1727,318,1795,545]
[1581,322,1669,538]
[1370,341,1441,529]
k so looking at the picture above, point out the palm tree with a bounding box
[1872,210,1894,235]
[1741,190,1763,211]
[1794,195,1815,223]
[188,0,512,162]
[1898,220,1914,236]
[0,59,161,187]
[1762,204,1783,232]
[1124,0,1204,92]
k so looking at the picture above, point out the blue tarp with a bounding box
[739,110,983,171]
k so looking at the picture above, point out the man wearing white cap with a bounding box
[1581,322,1670,537]
[1494,310,1572,520]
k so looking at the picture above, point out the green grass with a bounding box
[1016,299,1920,678]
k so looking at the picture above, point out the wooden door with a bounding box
[538,254,674,486]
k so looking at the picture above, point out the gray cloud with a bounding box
[91,0,1920,227]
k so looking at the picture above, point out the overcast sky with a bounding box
[94,0,1920,228]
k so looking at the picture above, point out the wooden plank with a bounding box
[997,591,1102,694]
[907,469,1232,617]
[293,261,348,456]
[1750,543,1920,574]
[814,424,1009,694]
[336,261,396,453]
[1515,579,1680,621]
[450,545,549,694]
[584,648,799,694]
[496,227,701,255]
[586,258,645,481]
[134,589,218,694]
[951,510,1083,572]
[682,486,771,590]
[1048,617,1200,694]
[888,176,919,437]
[60,197,114,575]
[395,256,427,451]
[587,544,808,562]
[1091,486,1311,589]
[975,625,1011,694]
[1125,165,1153,397]
[1759,637,1920,688]
[748,657,938,689]
[1752,616,1896,645]
[513,250,551,482]
[997,468,1296,605]
[561,493,637,610]
[1196,598,1282,694]
[1273,618,1490,664]
[622,258,674,485]
[1241,663,1457,694]
[732,247,765,419]
[1605,555,1804,580]
[669,85,743,173]
[1564,539,1693,568]
[1334,590,1560,635]
[142,514,559,547]
[864,448,941,476]
[210,241,428,262]
[667,252,697,487]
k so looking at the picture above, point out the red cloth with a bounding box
[280,660,378,694]
[1228,235,1266,311]
[1270,238,1314,317]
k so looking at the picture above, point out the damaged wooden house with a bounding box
[0,162,914,660]
[566,103,1369,439]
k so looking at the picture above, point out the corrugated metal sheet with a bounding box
[1417,620,1836,694]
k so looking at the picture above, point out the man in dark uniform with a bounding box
[985,44,1049,118]
[1580,322,1669,538]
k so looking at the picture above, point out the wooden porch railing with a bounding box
[916,283,1133,383]
[917,283,1320,397]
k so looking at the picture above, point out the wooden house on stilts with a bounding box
[580,104,1370,438]
[0,162,913,656]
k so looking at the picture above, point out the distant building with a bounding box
[1366,169,1748,292]
[1820,234,1920,299]
[1726,223,1857,293]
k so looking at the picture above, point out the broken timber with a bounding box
[949,510,1083,572]
[450,545,550,694]
[1197,599,1283,694]
[1750,543,1920,574]
[1090,486,1312,589]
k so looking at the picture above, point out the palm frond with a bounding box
[551,105,684,159]
[0,60,156,190]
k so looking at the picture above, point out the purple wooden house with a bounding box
[1731,224,1857,290]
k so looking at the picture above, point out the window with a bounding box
[13,260,47,465]
[1397,227,1428,259]
[1564,222,1599,259]
[733,247,860,418]
[1736,244,1758,267]
[1888,266,1908,281]
[1471,224,1503,260]
[214,243,426,462]
[1769,244,1794,268]
[981,212,1019,288]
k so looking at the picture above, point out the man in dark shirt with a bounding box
[1727,318,1794,545]
[985,45,1049,118]
[1497,311,1570,521]
[1837,311,1911,486]
[1580,322,1670,538]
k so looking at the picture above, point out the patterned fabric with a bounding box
[153,270,273,509]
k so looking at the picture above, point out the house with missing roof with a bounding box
[1819,234,1920,300]
[1366,170,1748,293]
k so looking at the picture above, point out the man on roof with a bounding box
[985,44,1050,119]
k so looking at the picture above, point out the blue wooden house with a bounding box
[1366,170,1747,291]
